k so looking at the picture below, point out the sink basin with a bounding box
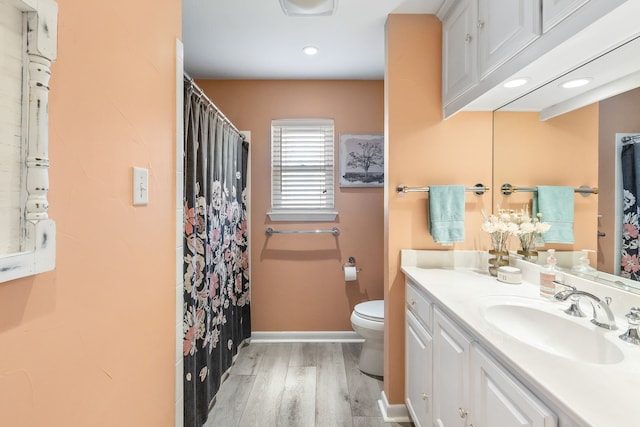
[479,297,624,365]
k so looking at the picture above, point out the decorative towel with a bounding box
[428,185,465,244]
[534,185,575,244]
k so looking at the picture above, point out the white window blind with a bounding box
[269,119,337,221]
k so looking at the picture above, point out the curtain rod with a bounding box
[183,73,244,138]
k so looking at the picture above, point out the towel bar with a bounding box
[265,227,340,236]
[396,183,489,195]
[500,184,598,197]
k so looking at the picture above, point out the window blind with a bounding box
[271,119,335,216]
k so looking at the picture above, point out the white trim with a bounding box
[267,210,338,222]
[175,38,184,427]
[377,391,412,423]
[250,331,363,343]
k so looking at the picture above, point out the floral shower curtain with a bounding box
[183,78,251,427]
[621,134,640,281]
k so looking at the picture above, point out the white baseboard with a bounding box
[377,390,411,423]
[250,331,364,343]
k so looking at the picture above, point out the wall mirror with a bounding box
[0,0,58,283]
[493,35,640,294]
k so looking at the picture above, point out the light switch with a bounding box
[133,167,149,206]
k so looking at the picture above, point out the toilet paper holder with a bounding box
[343,256,362,272]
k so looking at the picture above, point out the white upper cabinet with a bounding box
[439,0,628,118]
[442,0,542,106]
[442,0,478,105]
[478,0,541,79]
[542,0,590,32]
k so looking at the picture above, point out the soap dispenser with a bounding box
[540,249,560,298]
[571,249,597,276]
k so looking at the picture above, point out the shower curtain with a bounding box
[183,78,251,427]
[621,135,640,281]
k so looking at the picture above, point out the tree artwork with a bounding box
[347,141,383,181]
[340,134,384,187]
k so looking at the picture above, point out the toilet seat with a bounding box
[354,300,384,322]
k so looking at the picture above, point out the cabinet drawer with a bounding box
[406,281,433,331]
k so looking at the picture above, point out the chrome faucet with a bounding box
[554,288,618,330]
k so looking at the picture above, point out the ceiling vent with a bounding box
[279,0,336,16]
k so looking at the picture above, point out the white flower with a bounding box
[481,222,498,233]
[519,222,535,234]
[535,222,551,233]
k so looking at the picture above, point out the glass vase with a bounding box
[488,249,509,276]
[517,233,538,262]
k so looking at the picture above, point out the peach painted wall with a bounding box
[385,15,493,403]
[196,80,385,331]
[598,88,640,273]
[0,1,181,426]
[493,108,599,258]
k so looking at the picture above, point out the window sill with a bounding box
[267,211,338,222]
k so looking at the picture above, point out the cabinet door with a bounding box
[433,309,471,427]
[542,0,590,32]
[470,344,557,427]
[478,0,541,78]
[406,311,433,427]
[442,0,478,106]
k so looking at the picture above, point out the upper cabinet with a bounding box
[442,0,478,105]
[542,0,589,32]
[442,0,541,108]
[478,0,541,79]
[439,0,632,118]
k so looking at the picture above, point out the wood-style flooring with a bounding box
[204,342,414,427]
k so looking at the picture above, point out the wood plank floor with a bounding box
[204,342,414,427]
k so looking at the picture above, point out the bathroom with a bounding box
[1,0,639,426]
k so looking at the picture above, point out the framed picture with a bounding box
[339,134,384,187]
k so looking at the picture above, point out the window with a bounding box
[269,119,337,221]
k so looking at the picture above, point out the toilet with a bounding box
[350,300,384,377]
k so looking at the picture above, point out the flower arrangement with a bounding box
[481,208,519,253]
[513,207,551,259]
[481,207,551,274]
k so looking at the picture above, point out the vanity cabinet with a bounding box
[405,281,434,427]
[542,0,590,32]
[442,0,540,105]
[414,303,558,427]
[470,344,557,427]
[433,309,471,427]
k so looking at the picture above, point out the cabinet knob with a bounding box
[465,34,472,43]
[411,300,416,306]
[459,407,468,418]
[422,393,429,401]
[478,20,485,29]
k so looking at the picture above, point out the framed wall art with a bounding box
[339,133,384,187]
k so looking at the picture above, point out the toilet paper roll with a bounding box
[344,266,357,281]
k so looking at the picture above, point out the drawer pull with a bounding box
[422,393,429,401]
[459,407,468,418]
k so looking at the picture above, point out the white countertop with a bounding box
[401,250,640,427]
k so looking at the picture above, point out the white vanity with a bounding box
[402,250,640,427]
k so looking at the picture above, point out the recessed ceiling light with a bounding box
[280,0,336,16]
[503,78,529,88]
[303,46,318,56]
[560,78,591,89]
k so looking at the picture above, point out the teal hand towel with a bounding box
[534,185,575,244]
[428,185,465,244]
